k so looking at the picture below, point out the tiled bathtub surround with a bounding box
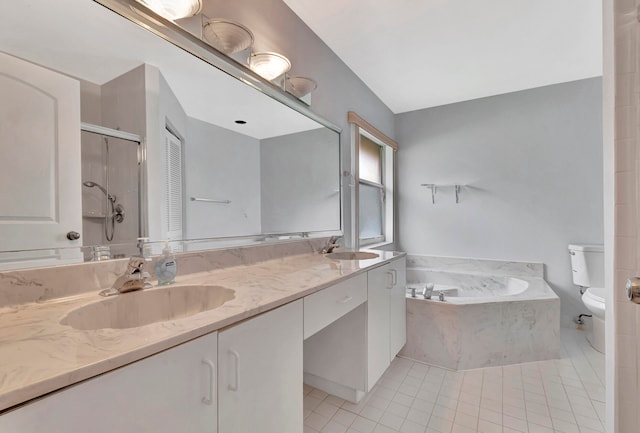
[402,255,559,370]
[406,256,543,294]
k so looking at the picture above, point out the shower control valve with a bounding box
[626,277,640,304]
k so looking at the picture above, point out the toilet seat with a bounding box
[582,287,606,320]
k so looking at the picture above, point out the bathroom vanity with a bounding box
[0,241,406,433]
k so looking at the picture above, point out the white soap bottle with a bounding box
[156,241,177,286]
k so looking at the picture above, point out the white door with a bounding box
[218,300,303,433]
[0,332,218,433]
[0,52,81,263]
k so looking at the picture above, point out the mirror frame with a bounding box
[93,0,341,134]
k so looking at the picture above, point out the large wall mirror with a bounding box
[0,0,341,270]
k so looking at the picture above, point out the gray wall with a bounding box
[204,0,396,247]
[395,78,604,324]
[185,117,262,239]
[261,128,340,233]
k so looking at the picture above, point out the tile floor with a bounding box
[303,327,605,433]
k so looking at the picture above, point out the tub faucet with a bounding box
[100,257,152,297]
[321,236,342,254]
[438,291,445,302]
[423,283,434,299]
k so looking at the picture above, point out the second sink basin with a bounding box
[325,251,379,261]
[61,285,235,330]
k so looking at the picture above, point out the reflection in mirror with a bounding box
[0,0,341,270]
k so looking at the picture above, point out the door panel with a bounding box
[0,51,81,256]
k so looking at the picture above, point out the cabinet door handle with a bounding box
[201,359,215,405]
[228,350,240,391]
[337,295,353,304]
[386,269,397,289]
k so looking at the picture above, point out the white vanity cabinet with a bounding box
[0,332,219,433]
[303,257,407,400]
[367,257,407,390]
[218,299,303,433]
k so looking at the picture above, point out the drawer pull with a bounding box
[337,295,353,304]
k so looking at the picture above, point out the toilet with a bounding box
[568,244,605,353]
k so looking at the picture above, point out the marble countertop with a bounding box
[0,249,404,412]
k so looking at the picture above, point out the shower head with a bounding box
[82,181,116,202]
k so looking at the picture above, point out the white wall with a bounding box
[396,78,604,325]
[184,117,262,239]
[260,128,340,234]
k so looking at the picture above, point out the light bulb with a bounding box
[249,52,291,81]
[137,0,202,20]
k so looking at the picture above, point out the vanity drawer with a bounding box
[304,273,367,339]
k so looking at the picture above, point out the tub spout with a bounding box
[423,283,434,299]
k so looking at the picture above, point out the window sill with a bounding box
[361,240,394,250]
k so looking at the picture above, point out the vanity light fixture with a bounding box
[136,0,202,20]
[248,52,291,81]
[203,19,254,54]
[285,76,317,98]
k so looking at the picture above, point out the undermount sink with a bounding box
[324,251,379,261]
[61,285,235,330]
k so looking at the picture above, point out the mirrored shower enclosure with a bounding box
[80,124,142,259]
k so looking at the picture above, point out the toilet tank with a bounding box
[568,244,604,288]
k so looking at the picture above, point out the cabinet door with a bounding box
[389,257,407,361]
[367,263,392,391]
[218,300,303,433]
[0,332,218,433]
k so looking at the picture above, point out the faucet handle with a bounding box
[127,256,148,273]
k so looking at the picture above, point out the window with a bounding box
[348,112,397,248]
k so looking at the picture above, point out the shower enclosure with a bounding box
[80,123,143,258]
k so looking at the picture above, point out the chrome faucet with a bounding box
[423,283,434,299]
[438,291,445,302]
[321,236,343,254]
[99,257,152,297]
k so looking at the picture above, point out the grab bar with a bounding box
[190,197,231,204]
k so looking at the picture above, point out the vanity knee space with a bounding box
[303,257,407,403]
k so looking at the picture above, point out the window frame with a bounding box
[348,112,398,249]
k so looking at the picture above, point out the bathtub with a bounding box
[400,255,560,370]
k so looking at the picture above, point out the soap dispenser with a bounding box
[156,241,177,286]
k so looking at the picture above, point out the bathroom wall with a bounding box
[79,69,144,248]
[260,128,340,234]
[184,117,262,239]
[395,77,604,325]
[100,68,146,245]
[202,0,396,247]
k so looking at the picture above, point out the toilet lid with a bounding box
[586,287,606,303]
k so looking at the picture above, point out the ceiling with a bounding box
[0,0,322,140]
[283,0,603,114]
